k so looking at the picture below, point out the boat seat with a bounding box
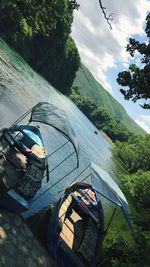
[77,217,98,263]
[72,194,89,219]
[20,135,35,150]
[3,127,43,154]
[59,194,73,224]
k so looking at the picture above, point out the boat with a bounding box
[0,102,79,214]
[47,180,104,267]
[41,162,133,267]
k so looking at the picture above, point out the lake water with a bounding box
[0,40,124,218]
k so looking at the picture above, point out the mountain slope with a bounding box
[73,64,145,135]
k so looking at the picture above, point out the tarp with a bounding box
[90,162,133,231]
[22,129,44,147]
[30,102,79,167]
[9,125,45,147]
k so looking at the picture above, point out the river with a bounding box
[0,39,124,218]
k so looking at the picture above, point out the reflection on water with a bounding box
[0,40,125,217]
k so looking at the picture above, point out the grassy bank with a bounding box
[100,131,115,146]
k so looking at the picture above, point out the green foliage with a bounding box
[101,229,150,267]
[117,13,150,109]
[70,86,97,116]
[99,132,150,266]
[106,133,150,267]
[69,0,80,10]
[102,119,131,142]
[90,107,111,127]
[54,37,80,94]
[115,135,150,173]
[73,64,146,135]
[101,168,150,266]
[70,87,132,142]
[90,108,131,142]
[0,0,80,94]
[121,171,150,210]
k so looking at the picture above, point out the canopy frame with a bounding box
[29,102,79,168]
[9,102,79,168]
[90,162,133,231]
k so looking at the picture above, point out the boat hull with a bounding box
[47,182,104,267]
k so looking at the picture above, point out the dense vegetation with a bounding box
[70,86,132,142]
[0,0,80,94]
[73,64,145,135]
[102,135,150,267]
[111,13,150,265]
[117,13,150,109]
[70,86,150,267]
[115,135,150,173]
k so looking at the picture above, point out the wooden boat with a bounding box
[47,181,104,267]
[44,162,133,267]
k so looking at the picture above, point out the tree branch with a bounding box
[99,0,114,29]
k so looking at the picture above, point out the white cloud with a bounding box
[75,42,113,92]
[71,0,150,92]
[141,115,150,122]
[135,114,150,133]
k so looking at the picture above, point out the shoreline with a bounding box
[100,131,115,147]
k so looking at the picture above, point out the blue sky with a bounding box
[71,0,150,132]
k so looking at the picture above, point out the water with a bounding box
[0,39,124,217]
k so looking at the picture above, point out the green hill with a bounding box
[73,64,145,135]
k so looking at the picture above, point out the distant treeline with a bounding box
[70,86,132,142]
[0,0,80,94]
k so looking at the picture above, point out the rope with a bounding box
[31,160,91,204]
[30,151,79,203]
[30,165,78,204]
[10,106,34,128]
[42,140,69,182]
[42,150,75,180]
[58,163,91,194]
[104,207,117,234]
[69,163,91,185]
[47,140,69,158]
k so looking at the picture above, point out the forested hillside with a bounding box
[70,87,133,142]
[73,64,145,135]
[0,0,80,94]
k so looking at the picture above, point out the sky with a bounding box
[71,0,150,133]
